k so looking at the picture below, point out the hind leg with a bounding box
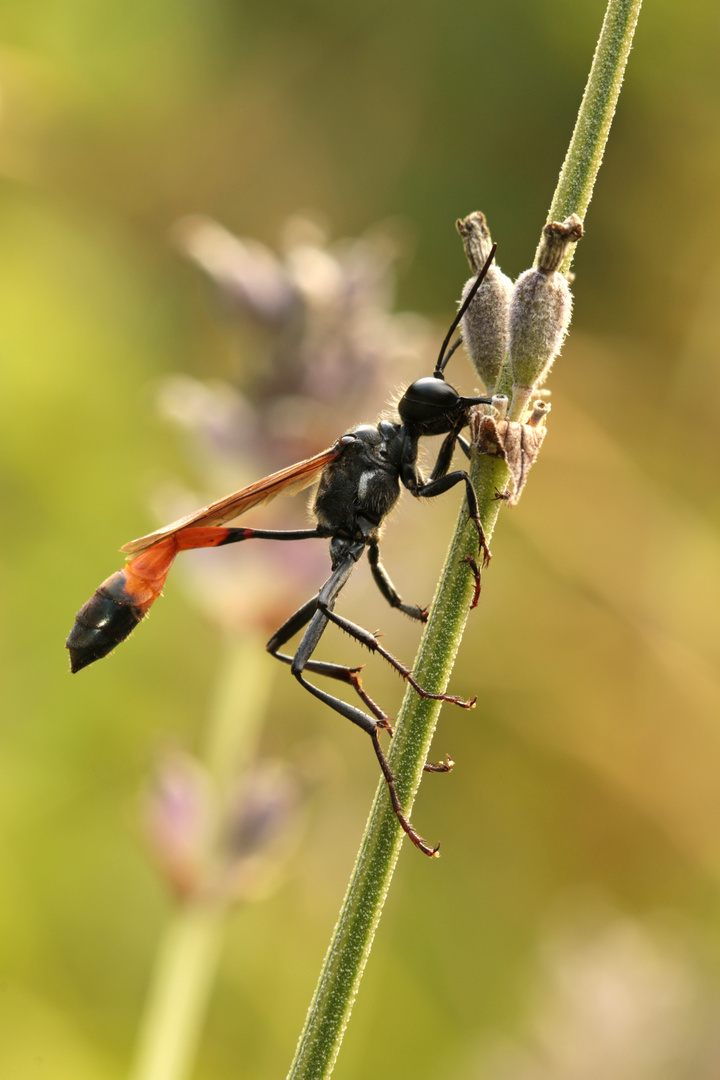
[267,550,440,856]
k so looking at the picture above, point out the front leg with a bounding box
[412,469,491,565]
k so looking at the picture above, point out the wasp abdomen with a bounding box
[67,537,178,673]
[66,573,144,672]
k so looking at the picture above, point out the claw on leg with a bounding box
[462,554,482,609]
[470,516,492,567]
[423,754,455,773]
[370,728,440,858]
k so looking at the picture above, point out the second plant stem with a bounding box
[129,636,274,1080]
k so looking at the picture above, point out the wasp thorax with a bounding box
[456,212,512,394]
[507,214,583,419]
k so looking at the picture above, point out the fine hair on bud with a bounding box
[456,212,513,394]
[508,214,583,413]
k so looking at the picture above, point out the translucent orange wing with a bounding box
[120,443,342,556]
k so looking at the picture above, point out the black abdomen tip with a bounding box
[66,582,143,672]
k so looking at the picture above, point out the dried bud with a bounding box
[470,401,550,505]
[527,399,550,428]
[508,214,583,418]
[457,212,513,393]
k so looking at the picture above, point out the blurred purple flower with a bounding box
[172,213,431,429]
[144,749,215,900]
[145,750,299,903]
[218,761,300,901]
[150,214,434,634]
[173,216,298,325]
[223,761,297,857]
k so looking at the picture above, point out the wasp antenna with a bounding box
[435,242,497,378]
[435,337,462,378]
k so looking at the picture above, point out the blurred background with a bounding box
[2,1,720,1077]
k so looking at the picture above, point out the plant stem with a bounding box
[286,455,509,1080]
[129,636,273,1080]
[128,902,226,1080]
[539,0,643,273]
[286,2,643,1077]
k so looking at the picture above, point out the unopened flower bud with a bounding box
[508,214,583,418]
[456,212,513,393]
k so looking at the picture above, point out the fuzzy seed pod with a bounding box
[456,212,513,394]
[508,214,583,416]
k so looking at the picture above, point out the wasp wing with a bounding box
[120,443,342,556]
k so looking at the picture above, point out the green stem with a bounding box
[128,902,226,1080]
[539,0,643,274]
[286,455,509,1080]
[128,635,273,1080]
[286,2,643,1077]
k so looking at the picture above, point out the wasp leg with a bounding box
[281,551,439,857]
[411,426,490,568]
[457,434,471,460]
[367,540,427,622]
[406,426,490,567]
[429,427,461,482]
[267,594,390,722]
[461,554,482,609]
[267,597,454,772]
[318,604,476,711]
[370,729,440,857]
[413,469,491,566]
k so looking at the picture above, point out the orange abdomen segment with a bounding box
[66,538,179,672]
[121,537,180,614]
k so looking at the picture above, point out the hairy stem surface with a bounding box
[540,0,643,273]
[286,454,509,1080]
